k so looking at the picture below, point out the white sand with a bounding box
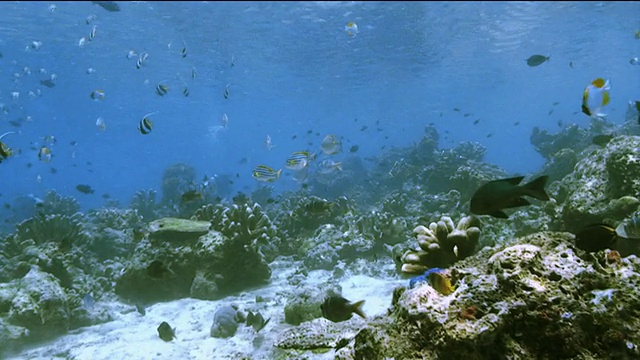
[8,260,405,360]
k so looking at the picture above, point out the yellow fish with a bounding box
[252,165,282,182]
[427,272,455,295]
[345,22,358,37]
[582,78,610,118]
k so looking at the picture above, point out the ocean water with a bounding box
[0,1,638,216]
[1,2,640,358]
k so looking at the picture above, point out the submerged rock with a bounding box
[148,217,210,242]
[210,305,243,338]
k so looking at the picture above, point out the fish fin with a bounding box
[489,210,509,218]
[504,197,530,209]
[602,91,610,106]
[615,222,628,238]
[350,300,366,319]
[257,317,271,332]
[503,176,525,185]
[522,175,550,201]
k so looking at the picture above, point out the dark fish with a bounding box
[245,311,270,332]
[157,321,176,341]
[40,79,55,88]
[92,1,121,12]
[139,115,153,134]
[320,295,366,323]
[592,134,614,147]
[574,223,617,252]
[526,54,550,67]
[50,167,57,174]
[473,119,480,125]
[360,126,368,131]
[470,175,550,218]
[304,198,334,214]
[181,190,203,203]
[147,260,174,279]
[349,145,359,153]
[635,100,640,125]
[76,184,95,194]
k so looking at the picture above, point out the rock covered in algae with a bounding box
[329,231,640,359]
[148,217,210,242]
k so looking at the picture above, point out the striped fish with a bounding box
[252,165,282,182]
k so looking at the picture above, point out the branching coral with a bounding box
[193,202,278,256]
[400,215,481,275]
[15,213,90,249]
[345,210,409,247]
[41,190,80,216]
[88,208,145,232]
[130,189,160,221]
[160,163,196,205]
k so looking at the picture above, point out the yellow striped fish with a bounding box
[285,151,314,170]
[252,165,282,182]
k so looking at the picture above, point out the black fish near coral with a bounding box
[147,260,175,279]
[470,175,550,218]
[76,184,95,194]
[592,134,614,147]
[157,321,176,341]
[92,1,120,12]
[181,190,203,203]
[320,295,366,323]
[574,223,618,252]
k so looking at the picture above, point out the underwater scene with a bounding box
[1,1,640,359]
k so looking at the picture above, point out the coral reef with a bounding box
[281,232,640,359]
[14,213,90,249]
[40,191,81,217]
[130,189,161,221]
[193,201,280,262]
[558,135,640,230]
[160,162,196,205]
[115,205,273,302]
[400,215,481,274]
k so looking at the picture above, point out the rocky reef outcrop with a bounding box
[279,231,640,359]
[115,214,272,302]
[556,135,640,231]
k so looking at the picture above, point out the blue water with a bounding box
[0,2,638,216]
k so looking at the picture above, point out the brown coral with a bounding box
[400,215,481,275]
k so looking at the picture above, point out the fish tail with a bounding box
[350,300,366,319]
[522,175,550,201]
